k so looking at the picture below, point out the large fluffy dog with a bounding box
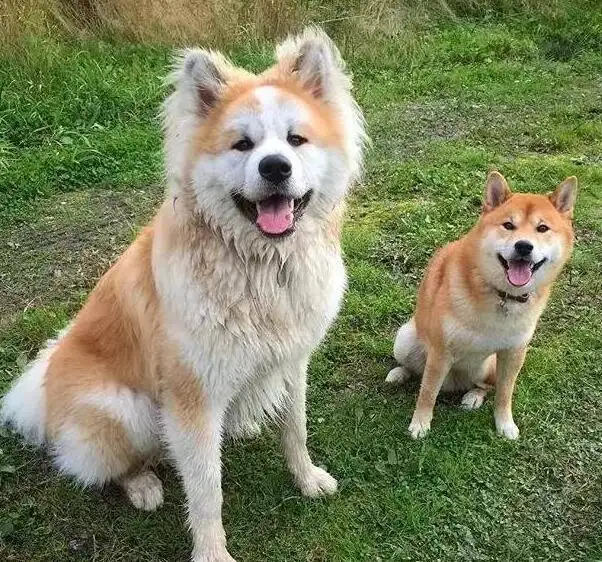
[387,172,577,440]
[1,28,365,561]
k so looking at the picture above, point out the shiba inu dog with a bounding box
[386,172,577,440]
[1,28,365,562]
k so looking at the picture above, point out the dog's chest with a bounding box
[445,305,537,356]
[160,237,346,374]
[227,254,343,354]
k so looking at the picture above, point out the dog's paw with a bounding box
[385,366,411,385]
[408,417,430,439]
[295,465,338,498]
[496,420,520,440]
[461,388,485,410]
[122,470,164,511]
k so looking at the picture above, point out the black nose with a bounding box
[514,240,534,257]
[258,154,292,184]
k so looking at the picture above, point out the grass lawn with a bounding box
[1,12,602,562]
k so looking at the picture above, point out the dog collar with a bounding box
[497,290,530,305]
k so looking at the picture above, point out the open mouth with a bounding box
[232,191,313,238]
[497,254,547,287]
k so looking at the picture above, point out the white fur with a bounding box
[460,388,487,410]
[121,470,164,511]
[442,314,533,357]
[50,386,159,486]
[152,219,347,558]
[1,327,68,445]
[385,366,411,384]
[408,418,430,439]
[78,387,161,457]
[496,417,520,439]
[52,424,116,485]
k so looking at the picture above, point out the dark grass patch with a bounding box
[0,186,163,316]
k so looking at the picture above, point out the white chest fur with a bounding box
[153,219,346,409]
[444,297,541,360]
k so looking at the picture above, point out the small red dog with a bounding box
[387,171,578,439]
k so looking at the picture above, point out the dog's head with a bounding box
[163,28,365,241]
[477,171,577,295]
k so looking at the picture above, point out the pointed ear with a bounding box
[173,49,231,116]
[276,27,348,101]
[549,176,578,217]
[483,171,512,213]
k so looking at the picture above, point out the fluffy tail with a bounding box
[1,332,65,445]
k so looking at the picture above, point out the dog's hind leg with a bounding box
[387,318,425,384]
[460,387,489,410]
[119,469,164,511]
[460,355,496,410]
[385,366,413,384]
[50,385,162,510]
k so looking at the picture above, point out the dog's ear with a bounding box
[274,27,367,182]
[276,27,347,102]
[483,171,512,213]
[173,49,231,117]
[549,176,578,218]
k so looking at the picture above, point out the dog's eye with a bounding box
[537,224,549,233]
[287,134,308,147]
[503,221,515,230]
[232,137,254,152]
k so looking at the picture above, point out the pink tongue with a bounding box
[256,198,294,235]
[507,260,532,287]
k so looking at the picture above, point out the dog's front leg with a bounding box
[494,346,527,440]
[281,360,337,498]
[162,376,235,562]
[408,348,452,439]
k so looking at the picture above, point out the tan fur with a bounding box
[389,172,577,439]
[43,227,162,469]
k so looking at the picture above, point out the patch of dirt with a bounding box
[0,186,163,317]
[369,98,543,160]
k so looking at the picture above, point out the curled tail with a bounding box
[1,331,66,445]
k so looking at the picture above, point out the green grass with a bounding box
[2,11,602,562]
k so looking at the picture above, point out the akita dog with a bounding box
[386,172,577,440]
[1,28,365,561]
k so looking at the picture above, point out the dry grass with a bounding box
[1,0,576,50]
[45,0,312,45]
[0,0,55,49]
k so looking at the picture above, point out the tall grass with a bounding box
[2,0,591,51]
[1,0,56,49]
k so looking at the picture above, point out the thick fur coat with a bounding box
[1,28,366,562]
